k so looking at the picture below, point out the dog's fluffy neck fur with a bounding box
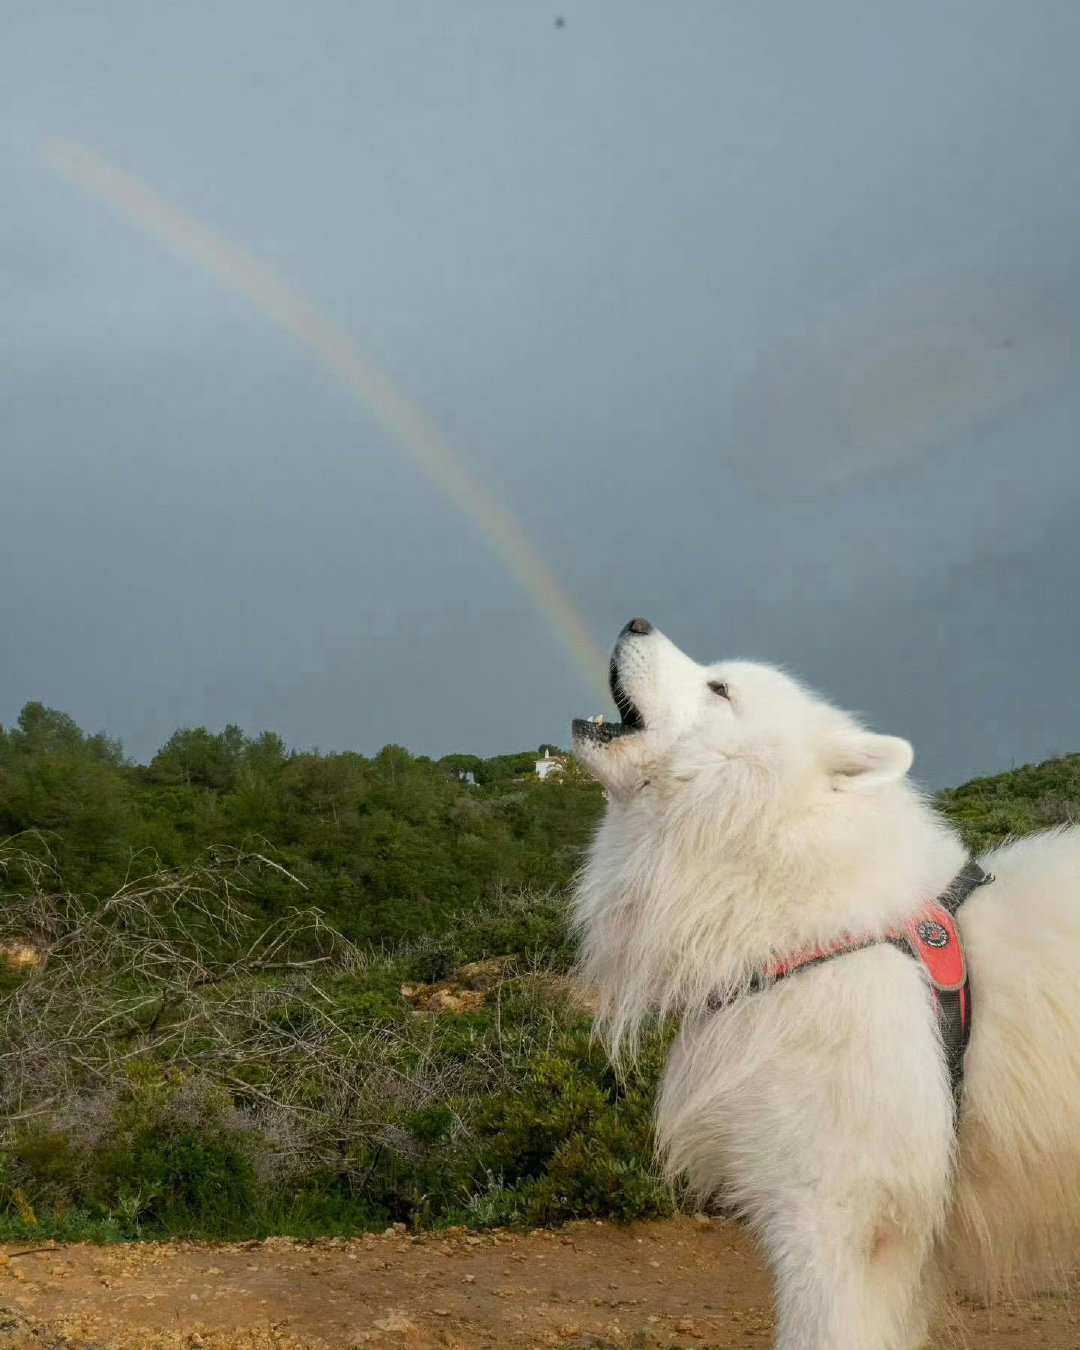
[574,765,966,1056]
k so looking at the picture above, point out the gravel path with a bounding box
[2,1216,1075,1349]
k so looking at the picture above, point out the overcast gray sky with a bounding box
[2,0,1077,786]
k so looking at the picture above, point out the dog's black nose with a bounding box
[622,618,653,636]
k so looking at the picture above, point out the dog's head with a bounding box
[572,620,913,810]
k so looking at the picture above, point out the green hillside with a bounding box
[0,704,605,949]
[1,703,1076,1243]
[937,752,1079,849]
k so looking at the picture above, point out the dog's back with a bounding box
[950,826,1080,1295]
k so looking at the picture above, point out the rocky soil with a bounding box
[2,1216,1075,1349]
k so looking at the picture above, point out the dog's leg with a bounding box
[765,1203,938,1350]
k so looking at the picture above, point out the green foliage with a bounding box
[0,704,605,945]
[109,1134,257,1234]
[468,1029,676,1226]
[148,725,249,791]
[4,1066,258,1237]
[936,752,1079,852]
[1,714,1076,1244]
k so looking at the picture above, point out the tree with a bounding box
[12,702,84,753]
[148,727,248,792]
[438,753,484,783]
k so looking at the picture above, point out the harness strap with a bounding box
[708,862,995,1112]
[925,860,993,1105]
[938,858,994,916]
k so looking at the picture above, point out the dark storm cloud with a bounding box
[1,0,1077,784]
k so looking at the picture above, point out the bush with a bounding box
[936,753,1080,851]
[470,1028,675,1226]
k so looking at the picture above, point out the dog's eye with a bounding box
[708,680,730,700]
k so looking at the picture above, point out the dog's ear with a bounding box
[830,732,913,789]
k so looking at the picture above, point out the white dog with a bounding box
[571,619,1079,1350]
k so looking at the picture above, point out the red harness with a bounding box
[709,861,993,1109]
[768,901,968,1002]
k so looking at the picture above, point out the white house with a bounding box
[535,748,566,780]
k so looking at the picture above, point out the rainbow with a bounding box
[42,138,608,698]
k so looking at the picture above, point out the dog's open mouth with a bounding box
[571,716,641,744]
[571,655,646,745]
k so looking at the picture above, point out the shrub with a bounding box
[470,1028,675,1226]
[936,753,1080,851]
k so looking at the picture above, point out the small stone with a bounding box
[373,1310,419,1335]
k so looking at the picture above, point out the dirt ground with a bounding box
[1,1216,1075,1350]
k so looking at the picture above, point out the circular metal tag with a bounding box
[917,919,950,948]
